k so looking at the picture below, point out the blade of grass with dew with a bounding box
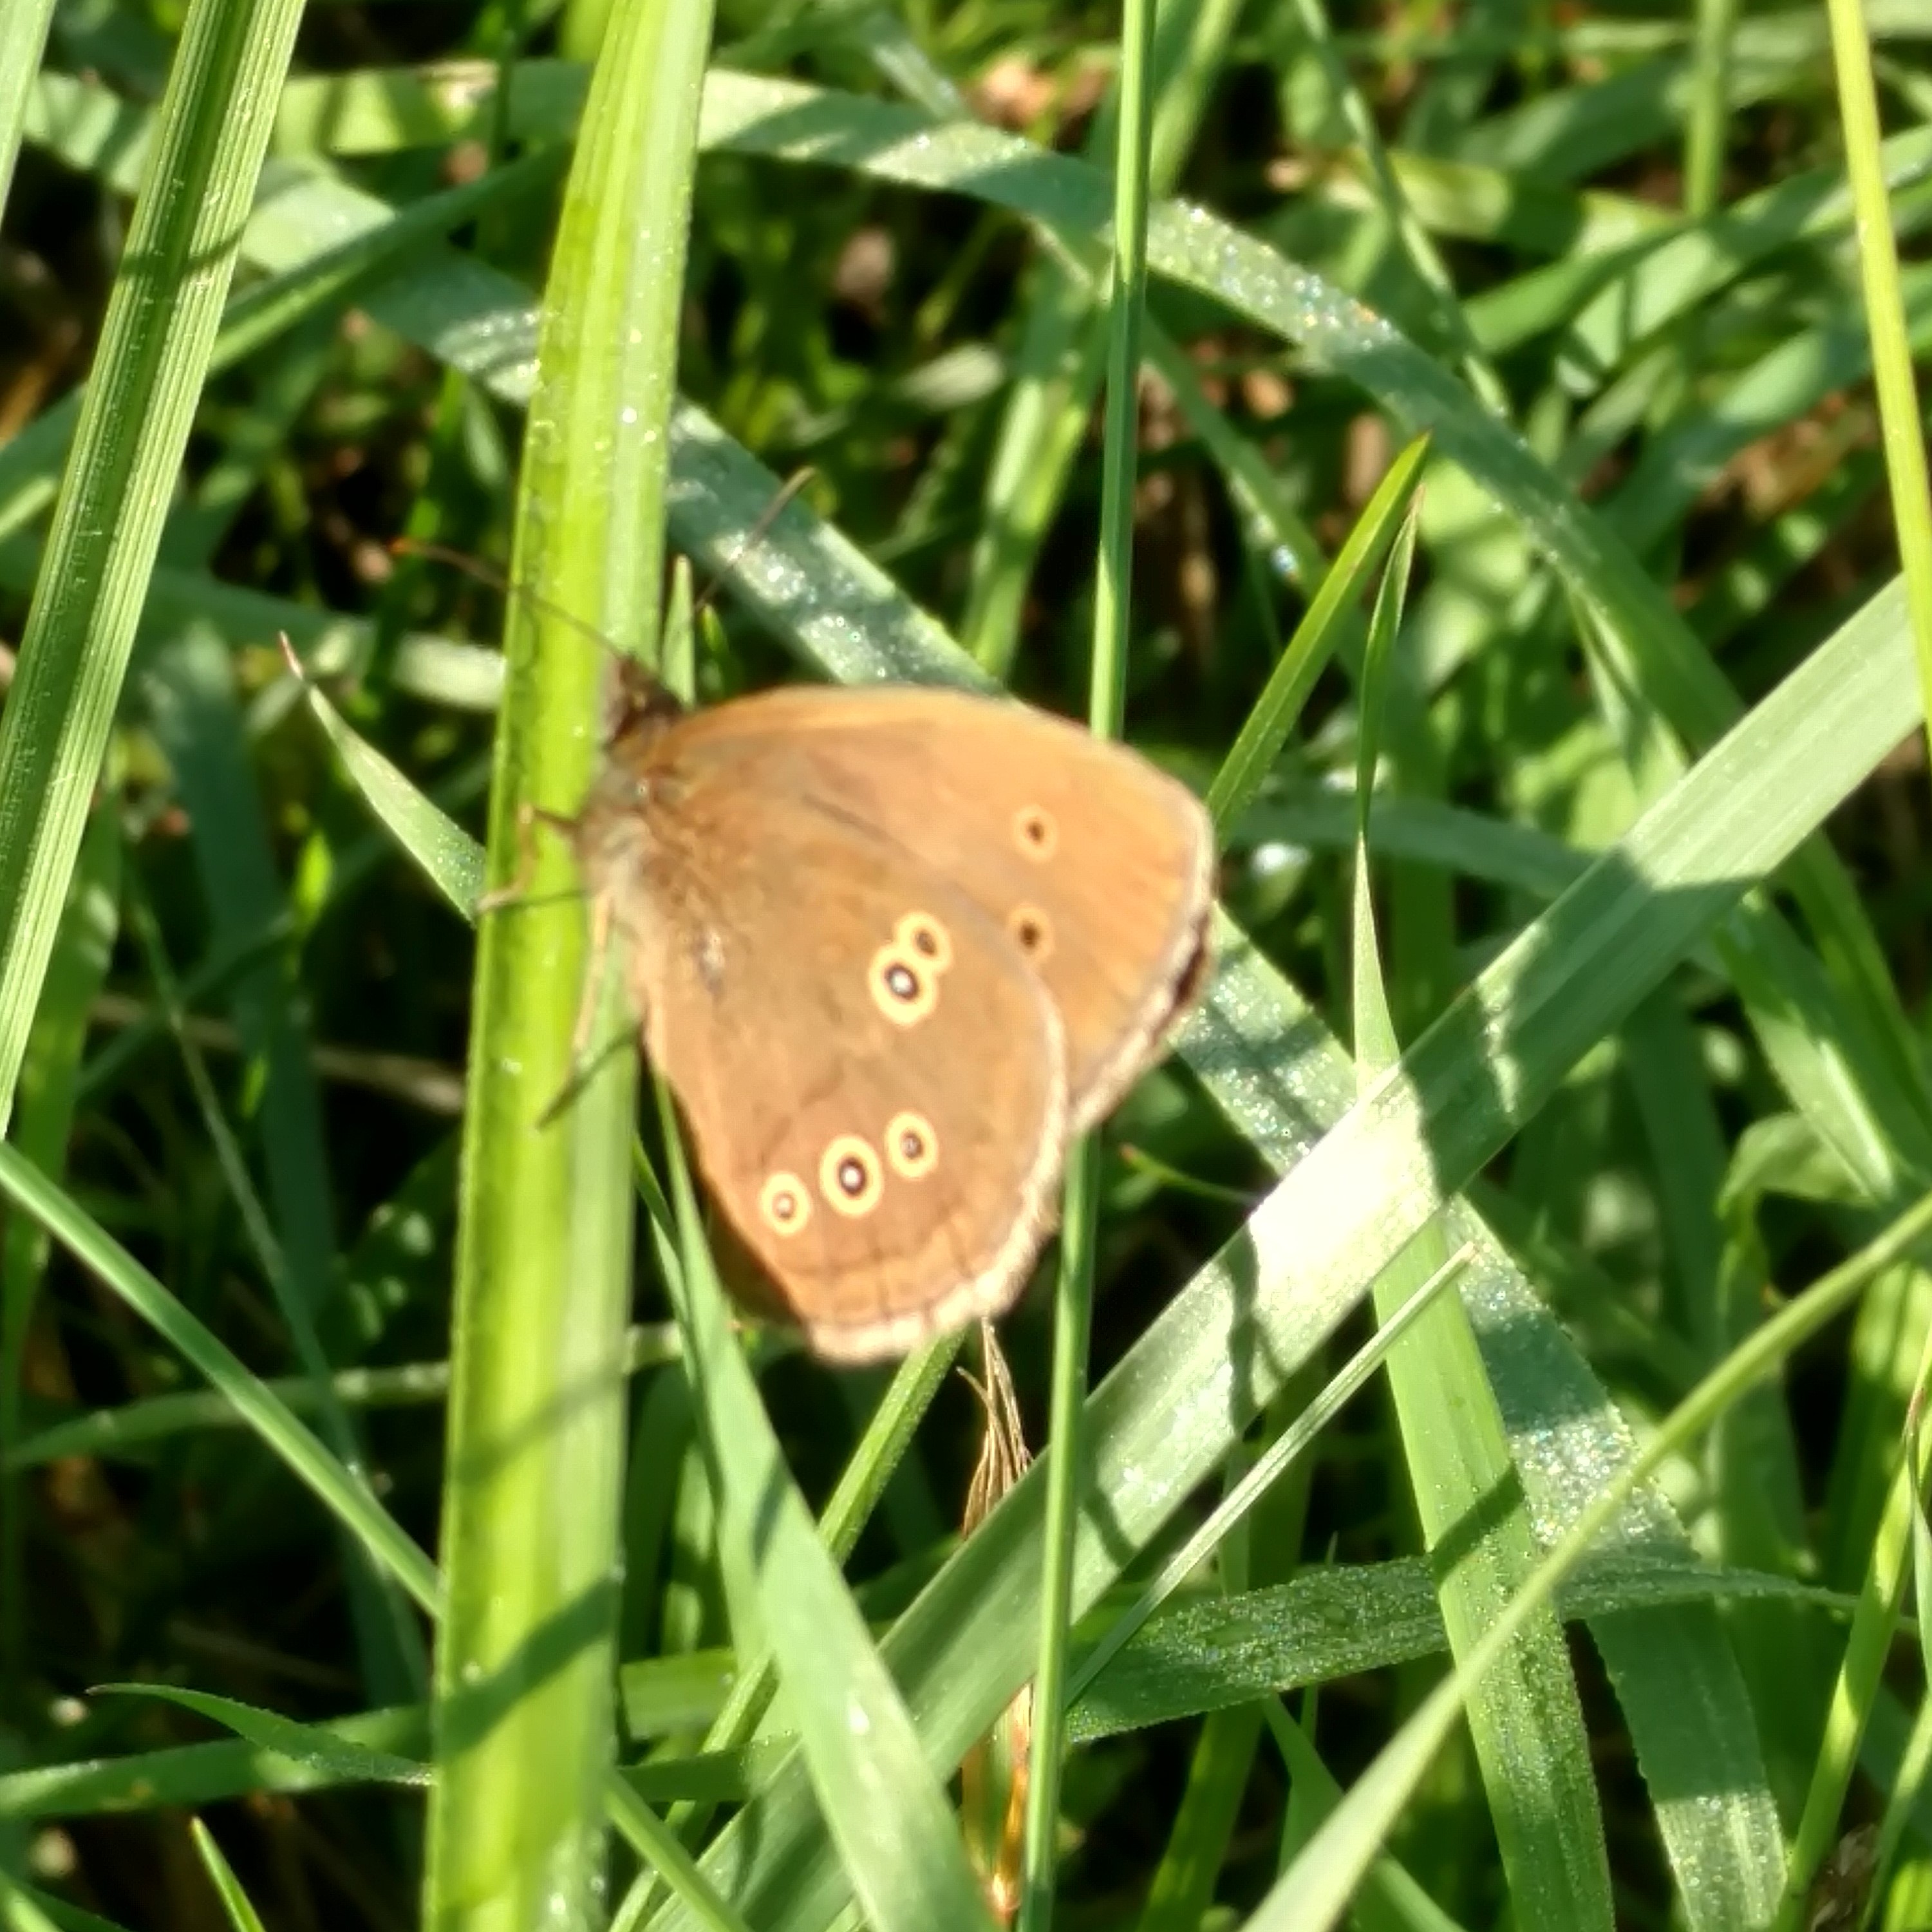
[0,0,310,1127]
[1352,503,1611,1926]
[1067,1556,1842,1748]
[1068,1247,1474,1709]
[1020,0,1158,1920]
[652,565,1914,1932]
[423,0,715,1920]
[652,1091,999,1932]
[1244,1186,1932,1932]
[92,1687,428,1790]
[0,1705,431,1821]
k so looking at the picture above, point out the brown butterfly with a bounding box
[553,670,1214,1364]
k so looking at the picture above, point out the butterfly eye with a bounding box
[758,1171,812,1237]
[884,1110,939,1180]
[868,945,938,1025]
[819,1134,883,1216]
[1013,804,1058,860]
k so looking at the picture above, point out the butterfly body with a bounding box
[569,680,1214,1363]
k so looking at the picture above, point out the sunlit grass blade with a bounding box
[1352,500,1611,1926]
[0,0,308,1117]
[422,0,715,1924]
[187,1819,268,1932]
[1205,433,1430,838]
[653,1089,998,1932]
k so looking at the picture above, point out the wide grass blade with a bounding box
[422,0,716,1926]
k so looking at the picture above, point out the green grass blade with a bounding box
[1822,0,1932,752]
[653,1094,997,1932]
[187,1820,268,1932]
[1019,0,1159,1917]
[422,0,715,1923]
[1205,434,1431,838]
[0,0,55,216]
[0,0,307,1119]
[1353,508,1612,1926]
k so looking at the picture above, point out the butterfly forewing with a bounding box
[660,686,1215,1130]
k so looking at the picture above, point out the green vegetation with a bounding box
[3,1,1931,1927]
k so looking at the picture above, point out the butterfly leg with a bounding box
[475,803,577,917]
[572,886,614,1063]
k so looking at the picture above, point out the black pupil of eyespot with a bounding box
[887,964,917,998]
[774,1193,793,1218]
[839,1159,865,1193]
[901,1131,921,1156]
[914,929,937,955]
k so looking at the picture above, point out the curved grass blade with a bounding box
[1351,505,1612,1927]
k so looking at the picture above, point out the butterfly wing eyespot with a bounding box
[884,1109,939,1180]
[894,910,953,972]
[1007,903,1054,962]
[1012,804,1058,860]
[868,944,938,1025]
[820,1134,885,1216]
[758,1171,812,1236]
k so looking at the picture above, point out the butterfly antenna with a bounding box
[389,538,626,661]
[689,465,818,624]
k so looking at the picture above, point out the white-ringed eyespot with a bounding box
[1008,903,1053,962]
[758,1171,812,1237]
[868,944,937,1024]
[820,1134,885,1216]
[1013,803,1058,860]
[883,1110,939,1181]
[894,910,953,973]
